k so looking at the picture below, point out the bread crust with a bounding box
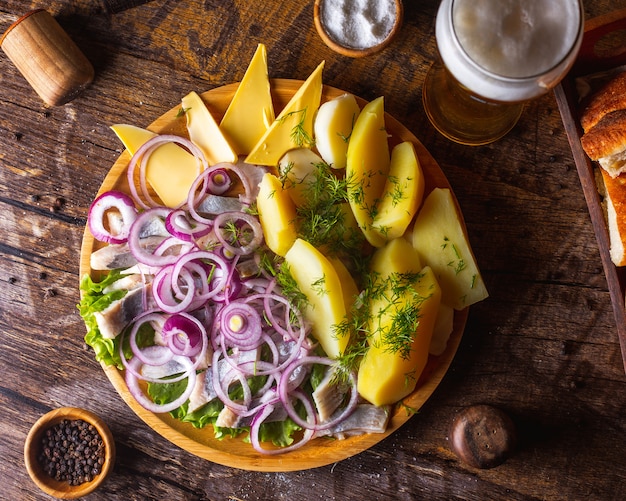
[580,71,626,132]
[600,169,626,266]
[580,109,626,160]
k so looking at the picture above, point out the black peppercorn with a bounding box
[37,419,106,486]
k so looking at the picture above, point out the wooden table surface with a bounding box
[1,0,625,499]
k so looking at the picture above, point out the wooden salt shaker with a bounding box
[1,10,94,106]
[449,404,517,469]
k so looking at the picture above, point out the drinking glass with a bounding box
[422,0,584,146]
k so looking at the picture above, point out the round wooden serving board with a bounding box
[79,79,469,471]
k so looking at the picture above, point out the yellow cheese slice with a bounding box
[245,61,325,166]
[181,91,237,166]
[110,124,156,155]
[111,124,201,208]
[220,44,275,156]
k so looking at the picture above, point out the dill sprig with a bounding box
[176,106,190,118]
[442,236,467,275]
[274,261,309,315]
[222,219,254,249]
[291,160,367,269]
[387,175,406,208]
[277,108,314,147]
[345,169,381,222]
[337,113,357,144]
[335,269,432,379]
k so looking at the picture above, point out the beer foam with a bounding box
[453,0,580,78]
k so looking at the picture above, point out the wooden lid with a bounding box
[0,9,44,47]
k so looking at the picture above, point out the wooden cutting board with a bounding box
[79,80,470,471]
[554,9,626,373]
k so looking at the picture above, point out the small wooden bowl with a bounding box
[24,407,115,499]
[313,0,403,58]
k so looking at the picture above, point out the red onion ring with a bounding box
[213,211,263,256]
[128,208,185,267]
[153,265,199,314]
[249,392,316,455]
[219,301,263,349]
[152,250,231,314]
[278,357,358,431]
[210,349,252,414]
[162,313,206,357]
[165,209,212,242]
[126,134,208,209]
[88,190,138,244]
[127,313,173,367]
[125,354,197,414]
[186,162,256,224]
[205,167,233,195]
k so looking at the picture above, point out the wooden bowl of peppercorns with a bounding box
[24,407,115,499]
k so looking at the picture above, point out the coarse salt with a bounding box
[320,0,397,50]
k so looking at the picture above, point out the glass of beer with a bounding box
[422,0,584,146]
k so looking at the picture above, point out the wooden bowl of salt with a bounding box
[314,0,403,58]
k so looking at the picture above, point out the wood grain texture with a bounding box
[555,7,626,372]
[0,0,625,500]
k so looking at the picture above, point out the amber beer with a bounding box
[422,0,583,145]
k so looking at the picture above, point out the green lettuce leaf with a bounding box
[79,272,318,451]
[78,271,128,369]
[147,370,304,447]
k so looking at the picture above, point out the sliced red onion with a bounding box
[128,313,173,366]
[210,266,242,303]
[187,164,235,225]
[153,236,194,260]
[210,349,252,414]
[205,167,232,195]
[213,211,263,256]
[249,393,316,455]
[248,292,308,347]
[219,301,263,349]
[127,134,208,209]
[187,162,257,223]
[162,313,205,357]
[278,357,358,432]
[152,265,200,314]
[128,208,183,267]
[88,191,138,244]
[152,250,231,313]
[125,354,197,414]
[165,209,212,242]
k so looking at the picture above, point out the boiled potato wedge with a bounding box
[284,238,351,358]
[328,255,359,314]
[314,93,361,170]
[277,148,324,207]
[430,303,454,356]
[357,238,441,406]
[256,173,297,257]
[345,96,390,246]
[411,188,488,310]
[371,141,424,245]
